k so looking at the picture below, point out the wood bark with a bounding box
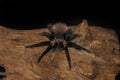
[0,20,120,80]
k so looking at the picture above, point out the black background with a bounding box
[0,0,120,40]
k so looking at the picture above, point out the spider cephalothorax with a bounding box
[25,22,90,69]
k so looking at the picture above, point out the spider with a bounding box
[25,22,90,69]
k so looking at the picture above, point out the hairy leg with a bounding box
[40,32,54,40]
[63,28,72,40]
[65,46,71,69]
[67,34,81,41]
[67,42,90,52]
[38,45,52,62]
[25,41,50,48]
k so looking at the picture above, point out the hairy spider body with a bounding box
[25,22,90,69]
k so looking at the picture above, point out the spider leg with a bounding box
[63,28,72,40]
[25,41,50,48]
[65,46,71,69]
[38,45,52,62]
[40,32,54,40]
[67,34,81,41]
[67,42,90,52]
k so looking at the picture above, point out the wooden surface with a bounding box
[0,20,120,80]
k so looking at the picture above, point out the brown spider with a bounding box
[25,22,90,69]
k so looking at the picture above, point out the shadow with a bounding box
[116,72,120,80]
[0,65,6,79]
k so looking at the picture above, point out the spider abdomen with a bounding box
[52,23,68,39]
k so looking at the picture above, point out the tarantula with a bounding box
[25,23,90,69]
